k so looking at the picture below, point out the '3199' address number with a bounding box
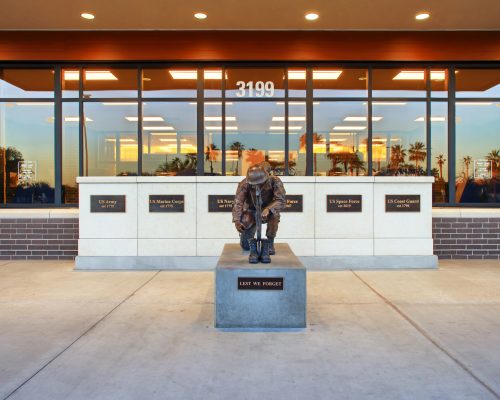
[236,81,275,97]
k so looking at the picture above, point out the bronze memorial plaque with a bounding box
[385,195,421,212]
[149,195,185,212]
[237,277,284,290]
[90,195,126,213]
[208,195,235,212]
[282,195,303,212]
[327,195,362,212]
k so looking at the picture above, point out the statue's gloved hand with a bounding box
[261,208,270,222]
[234,222,245,233]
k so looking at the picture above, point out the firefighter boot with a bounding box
[260,239,271,263]
[248,239,259,264]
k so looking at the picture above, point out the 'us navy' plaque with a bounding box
[238,277,284,290]
[149,195,184,212]
[208,195,235,212]
[90,195,126,213]
[386,195,421,212]
[327,195,362,212]
[283,195,303,212]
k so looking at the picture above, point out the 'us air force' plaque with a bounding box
[327,195,362,212]
[208,195,235,212]
[385,195,421,212]
[90,195,126,213]
[283,195,303,212]
[238,277,284,290]
[149,195,184,212]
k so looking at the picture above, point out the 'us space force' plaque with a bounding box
[327,195,362,212]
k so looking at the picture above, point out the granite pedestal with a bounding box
[215,243,306,329]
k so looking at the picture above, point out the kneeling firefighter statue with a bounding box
[232,163,286,264]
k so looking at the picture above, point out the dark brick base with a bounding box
[0,218,78,260]
[433,217,500,260]
[0,216,499,261]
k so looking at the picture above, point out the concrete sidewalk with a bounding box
[0,260,499,400]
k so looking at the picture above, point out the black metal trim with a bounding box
[284,69,289,176]
[196,68,204,176]
[448,66,456,205]
[367,67,373,176]
[54,67,62,205]
[426,67,432,175]
[221,67,226,176]
[306,67,313,176]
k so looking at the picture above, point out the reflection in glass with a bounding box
[287,69,306,97]
[456,103,499,203]
[205,68,222,98]
[431,102,448,203]
[225,102,284,176]
[313,102,368,176]
[372,102,426,175]
[0,69,54,98]
[431,69,448,98]
[62,103,80,203]
[0,102,55,203]
[204,103,222,175]
[226,69,285,98]
[142,102,197,176]
[312,68,367,98]
[289,103,306,175]
[83,68,138,98]
[62,68,80,98]
[456,69,500,98]
[83,103,138,176]
[143,68,198,98]
[373,68,430,98]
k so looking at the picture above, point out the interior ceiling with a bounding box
[1,0,499,30]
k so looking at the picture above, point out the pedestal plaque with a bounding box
[327,195,362,212]
[90,195,126,213]
[215,243,306,329]
[386,195,421,212]
[149,195,184,212]
[283,195,303,212]
[208,195,235,212]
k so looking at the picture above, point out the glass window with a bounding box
[456,103,500,203]
[456,69,500,98]
[225,102,284,176]
[0,69,54,98]
[288,102,306,176]
[62,68,80,98]
[373,68,427,98]
[226,68,285,98]
[62,103,80,204]
[83,68,138,98]
[313,102,368,176]
[372,102,427,175]
[431,68,448,98]
[204,68,222,98]
[142,102,197,176]
[204,103,222,175]
[430,102,448,203]
[287,68,306,97]
[83,102,138,176]
[313,68,367,98]
[143,68,198,98]
[0,102,54,204]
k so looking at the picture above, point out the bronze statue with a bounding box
[232,162,286,263]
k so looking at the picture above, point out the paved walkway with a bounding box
[0,260,499,400]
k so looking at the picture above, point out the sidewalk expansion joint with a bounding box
[351,270,500,400]
[2,270,161,400]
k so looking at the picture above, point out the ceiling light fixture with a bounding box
[169,70,222,80]
[143,126,175,131]
[204,116,237,122]
[333,126,366,131]
[65,70,117,81]
[305,12,319,21]
[194,12,207,19]
[272,116,306,121]
[126,116,164,122]
[288,70,342,80]
[344,116,383,122]
[415,12,430,20]
[414,116,446,122]
[269,126,303,130]
[81,13,95,20]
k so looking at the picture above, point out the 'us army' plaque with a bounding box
[208,195,235,212]
[90,195,126,213]
[238,277,284,290]
[385,195,421,212]
[149,195,185,212]
[327,195,362,212]
[282,195,303,212]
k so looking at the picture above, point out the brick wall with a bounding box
[433,217,500,260]
[0,216,499,261]
[0,218,78,260]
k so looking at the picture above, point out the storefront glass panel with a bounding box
[82,103,138,176]
[373,68,427,98]
[0,102,55,204]
[142,102,197,176]
[288,102,306,175]
[431,68,448,98]
[143,68,198,98]
[0,68,54,98]
[83,68,138,98]
[62,68,80,98]
[372,102,427,175]
[204,103,223,175]
[456,68,500,98]
[313,101,368,176]
[313,68,367,98]
[456,103,500,203]
[431,102,448,203]
[62,102,80,204]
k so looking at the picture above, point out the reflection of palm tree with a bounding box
[350,153,366,176]
[486,149,500,178]
[245,149,265,166]
[327,152,365,176]
[299,133,323,173]
[463,156,472,179]
[1,146,24,203]
[409,141,426,170]
[205,144,219,175]
[229,141,245,175]
[436,154,446,180]
[390,145,406,170]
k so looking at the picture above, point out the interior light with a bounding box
[205,126,238,130]
[102,102,138,106]
[393,70,445,80]
[169,70,223,80]
[456,102,493,106]
[414,116,446,122]
[143,126,175,130]
[329,139,347,142]
[194,12,208,19]
[268,132,298,135]
[15,102,53,106]
[313,70,342,80]
[368,102,407,106]
[191,102,233,105]
[305,12,319,21]
[81,13,95,20]
[272,116,306,121]
[65,70,117,81]
[344,116,383,122]
[64,117,93,122]
[333,126,366,131]
[149,132,177,136]
[159,139,178,142]
[415,12,430,20]
[204,116,237,121]
[63,71,80,81]
[126,116,164,122]
[269,126,303,130]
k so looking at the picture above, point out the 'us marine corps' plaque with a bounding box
[149,195,185,212]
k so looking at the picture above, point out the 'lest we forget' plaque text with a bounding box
[238,277,284,290]
[327,195,362,212]
[149,195,185,212]
[90,195,126,213]
[385,195,421,212]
